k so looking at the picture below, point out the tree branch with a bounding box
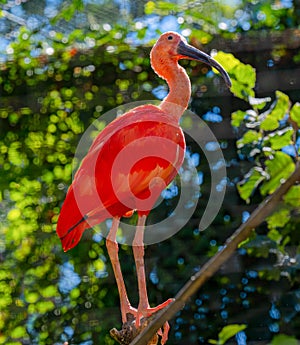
[130,163,300,345]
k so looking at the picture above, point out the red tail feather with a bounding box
[56,186,91,251]
[58,217,88,252]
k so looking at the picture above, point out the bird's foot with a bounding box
[135,298,174,327]
[157,321,170,345]
[115,299,173,344]
[110,313,159,345]
[133,298,174,344]
[122,305,138,323]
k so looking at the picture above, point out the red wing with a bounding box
[56,105,185,251]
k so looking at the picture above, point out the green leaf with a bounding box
[237,130,261,147]
[231,110,246,127]
[214,52,255,100]
[144,0,181,15]
[137,27,147,40]
[41,285,58,298]
[267,229,282,243]
[25,291,39,304]
[267,208,290,230]
[268,129,293,150]
[219,324,247,344]
[261,116,280,131]
[208,340,218,345]
[11,326,27,339]
[235,63,256,89]
[234,80,255,100]
[214,51,240,72]
[157,1,181,11]
[283,185,300,207]
[192,30,213,45]
[144,1,155,15]
[290,102,300,128]
[260,152,295,195]
[51,0,84,23]
[270,334,298,345]
[237,167,266,202]
[7,208,21,221]
[260,91,290,131]
[210,324,247,345]
[36,300,55,314]
[271,91,290,121]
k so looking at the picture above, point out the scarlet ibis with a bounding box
[57,31,231,343]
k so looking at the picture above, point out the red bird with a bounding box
[57,31,231,343]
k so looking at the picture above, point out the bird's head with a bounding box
[150,31,231,88]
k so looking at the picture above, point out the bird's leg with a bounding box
[133,215,173,333]
[157,322,170,345]
[106,217,137,323]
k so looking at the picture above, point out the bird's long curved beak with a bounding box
[177,40,231,88]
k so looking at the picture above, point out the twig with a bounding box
[130,164,300,345]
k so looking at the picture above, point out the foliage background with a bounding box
[0,0,300,344]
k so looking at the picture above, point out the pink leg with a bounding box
[158,321,170,345]
[132,215,173,329]
[106,217,137,323]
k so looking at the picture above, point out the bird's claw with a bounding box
[122,305,138,323]
[157,321,170,345]
[121,299,173,344]
[135,298,174,327]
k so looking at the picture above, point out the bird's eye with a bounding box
[167,35,173,40]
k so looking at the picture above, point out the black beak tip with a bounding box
[225,76,232,89]
[177,40,232,89]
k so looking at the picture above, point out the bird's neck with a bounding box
[150,47,192,120]
[158,63,191,121]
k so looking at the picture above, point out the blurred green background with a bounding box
[1,1,300,344]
